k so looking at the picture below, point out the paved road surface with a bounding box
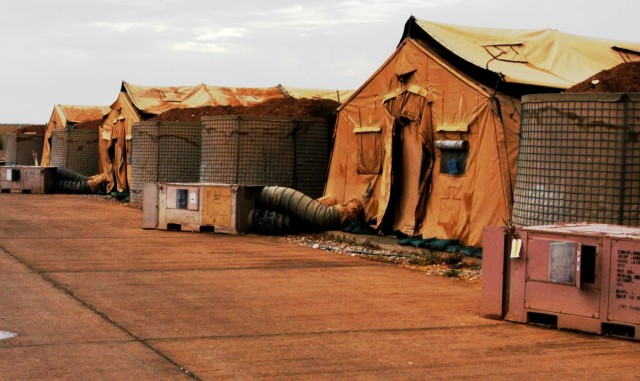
[1,194,638,380]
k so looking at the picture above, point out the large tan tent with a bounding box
[324,17,640,247]
[98,81,352,193]
[42,105,110,167]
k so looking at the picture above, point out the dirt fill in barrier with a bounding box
[130,121,202,208]
[565,61,640,93]
[50,130,99,177]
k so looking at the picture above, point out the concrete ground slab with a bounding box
[0,250,192,380]
[153,324,640,380]
[1,194,639,380]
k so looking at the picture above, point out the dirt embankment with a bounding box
[565,61,640,93]
[74,119,104,130]
[149,97,340,122]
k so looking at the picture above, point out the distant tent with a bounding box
[324,17,640,247]
[41,105,110,167]
[98,81,352,192]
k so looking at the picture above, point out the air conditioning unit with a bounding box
[482,223,640,340]
[0,166,56,193]
[143,182,263,234]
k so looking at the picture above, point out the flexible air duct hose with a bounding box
[53,168,92,193]
[249,209,292,235]
[257,186,341,230]
[55,168,89,182]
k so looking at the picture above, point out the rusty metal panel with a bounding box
[525,281,601,318]
[202,186,233,227]
[22,167,55,193]
[480,226,507,319]
[525,234,602,318]
[504,230,528,323]
[142,183,159,229]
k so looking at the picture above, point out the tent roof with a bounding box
[404,18,640,89]
[279,85,355,103]
[121,82,285,115]
[56,105,111,125]
[120,82,351,116]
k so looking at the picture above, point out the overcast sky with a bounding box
[1,0,638,123]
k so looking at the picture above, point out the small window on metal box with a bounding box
[548,241,576,284]
[176,189,188,209]
[580,245,597,284]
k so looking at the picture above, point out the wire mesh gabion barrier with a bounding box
[200,115,330,199]
[130,121,202,208]
[513,93,640,227]
[50,129,99,177]
[4,133,44,166]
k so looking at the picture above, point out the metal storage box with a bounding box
[482,223,640,340]
[143,182,262,234]
[0,166,56,193]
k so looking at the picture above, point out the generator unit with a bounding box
[143,182,263,234]
[482,223,640,340]
[0,166,56,193]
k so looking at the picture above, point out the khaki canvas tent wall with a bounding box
[42,105,110,167]
[99,81,352,192]
[325,17,640,247]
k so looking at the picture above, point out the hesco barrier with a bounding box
[5,133,44,166]
[50,130,99,177]
[200,116,330,199]
[513,93,640,227]
[130,121,201,208]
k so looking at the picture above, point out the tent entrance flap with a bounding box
[380,120,404,233]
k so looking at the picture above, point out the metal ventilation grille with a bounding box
[4,133,43,166]
[130,121,201,208]
[50,130,99,176]
[200,116,330,199]
[513,93,640,227]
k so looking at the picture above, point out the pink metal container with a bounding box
[482,223,640,340]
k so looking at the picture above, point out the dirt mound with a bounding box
[565,61,640,93]
[149,97,340,122]
[13,124,46,134]
[74,119,104,131]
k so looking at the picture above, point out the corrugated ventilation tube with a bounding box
[256,186,341,230]
[52,168,91,194]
